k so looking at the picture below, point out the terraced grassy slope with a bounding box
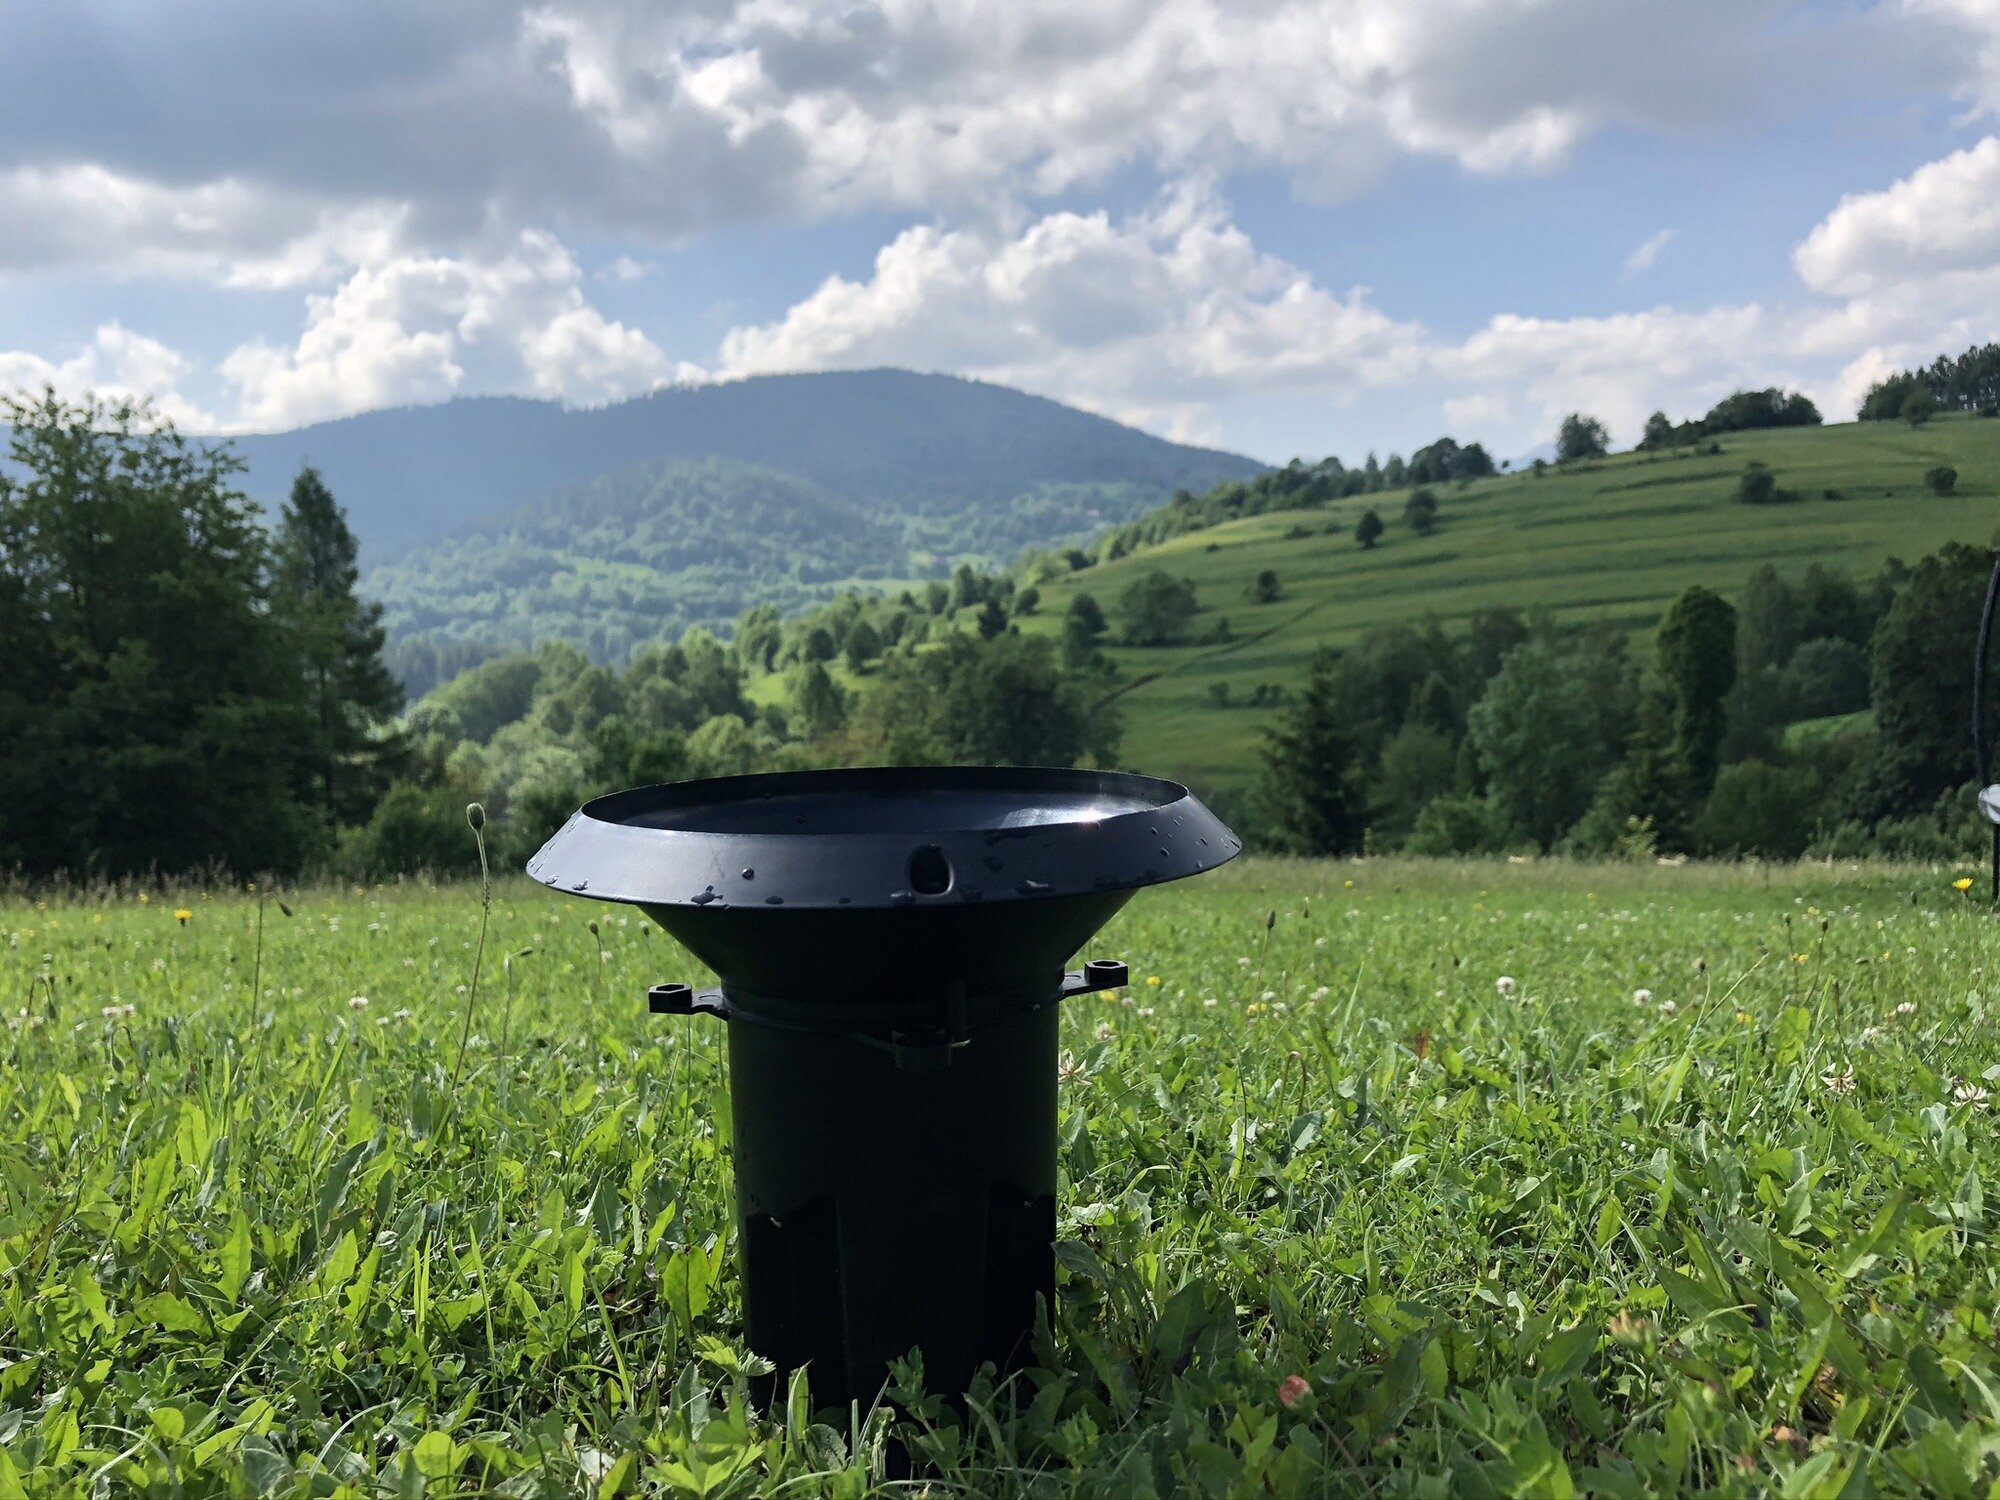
[1029,416,2000,793]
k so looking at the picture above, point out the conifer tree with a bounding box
[273,465,405,826]
[1254,649,1364,854]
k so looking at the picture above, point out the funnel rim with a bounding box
[527,763,1240,911]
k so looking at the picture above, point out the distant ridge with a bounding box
[226,369,1264,563]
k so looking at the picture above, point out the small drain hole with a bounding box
[908,844,953,895]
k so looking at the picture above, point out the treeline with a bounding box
[0,393,406,879]
[1861,343,2000,423]
[1249,547,1995,861]
[1635,388,1823,451]
[1085,436,1495,562]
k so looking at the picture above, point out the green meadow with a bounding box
[8,858,2000,1494]
[1025,417,2000,792]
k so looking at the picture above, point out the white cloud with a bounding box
[522,0,1937,219]
[1794,135,2000,295]
[715,191,1426,429]
[0,323,217,429]
[220,230,673,429]
[0,165,405,288]
[1623,228,1675,277]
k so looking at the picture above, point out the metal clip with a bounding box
[647,983,730,1020]
[1060,958,1128,999]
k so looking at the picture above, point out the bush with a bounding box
[339,783,482,877]
[1692,760,1820,858]
[1404,794,1516,856]
[1736,463,1778,505]
[1927,465,1958,496]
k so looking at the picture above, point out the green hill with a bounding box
[1025,415,2000,793]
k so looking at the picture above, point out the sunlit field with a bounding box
[7,857,2000,1495]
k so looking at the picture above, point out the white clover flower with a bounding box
[1237,957,1252,968]
[1657,999,1677,1015]
[1137,1006,1155,1018]
[1954,1081,1991,1110]
[1094,1022,1113,1042]
[1261,989,1277,1001]
[393,1007,413,1020]
[1310,986,1330,1001]
[1855,1026,1885,1048]
[1821,1063,1856,1096]
[1314,937,1327,948]
[348,995,370,1011]
[1895,1001,1917,1017]
[1496,976,1517,997]
[1057,1051,1090,1087]
[1632,988,1653,1006]
[1202,998,1218,1009]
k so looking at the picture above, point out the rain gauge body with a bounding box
[530,765,1238,1408]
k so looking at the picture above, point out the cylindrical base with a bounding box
[726,1002,1058,1409]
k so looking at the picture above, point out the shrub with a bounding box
[1404,794,1516,856]
[1692,760,1819,859]
[1736,463,1777,505]
[1927,465,1959,496]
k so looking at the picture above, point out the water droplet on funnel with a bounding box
[691,891,717,905]
[764,895,784,905]
[889,890,916,906]
[741,867,755,880]
[570,881,589,892]
[1017,878,1051,895]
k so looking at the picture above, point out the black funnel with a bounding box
[530,765,1238,1407]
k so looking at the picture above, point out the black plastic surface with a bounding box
[527,765,1239,912]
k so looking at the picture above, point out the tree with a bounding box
[1251,569,1282,603]
[1013,585,1041,616]
[1557,412,1610,462]
[1254,650,1364,855]
[1699,389,1821,434]
[1402,488,1439,534]
[1857,542,1996,818]
[1067,592,1107,636]
[1371,721,1457,844]
[1466,638,1615,847]
[1655,585,1738,809]
[1639,410,1676,450]
[273,465,407,827]
[1354,508,1385,550]
[1119,570,1198,644]
[804,625,837,662]
[844,618,882,672]
[1779,637,1869,719]
[795,662,848,739]
[1902,386,1937,426]
[976,597,1009,640]
[856,633,1116,767]
[1926,465,1959,496]
[0,391,318,876]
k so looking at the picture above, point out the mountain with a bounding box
[228,369,1263,563]
[1017,414,2000,793]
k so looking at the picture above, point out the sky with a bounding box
[3,0,2000,465]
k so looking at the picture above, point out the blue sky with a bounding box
[3,1,1999,464]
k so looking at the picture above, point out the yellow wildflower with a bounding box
[174,908,192,926]
[1145,975,1162,987]
[1954,877,1975,892]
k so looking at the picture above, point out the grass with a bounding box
[1021,416,2000,794]
[7,859,2000,1494]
